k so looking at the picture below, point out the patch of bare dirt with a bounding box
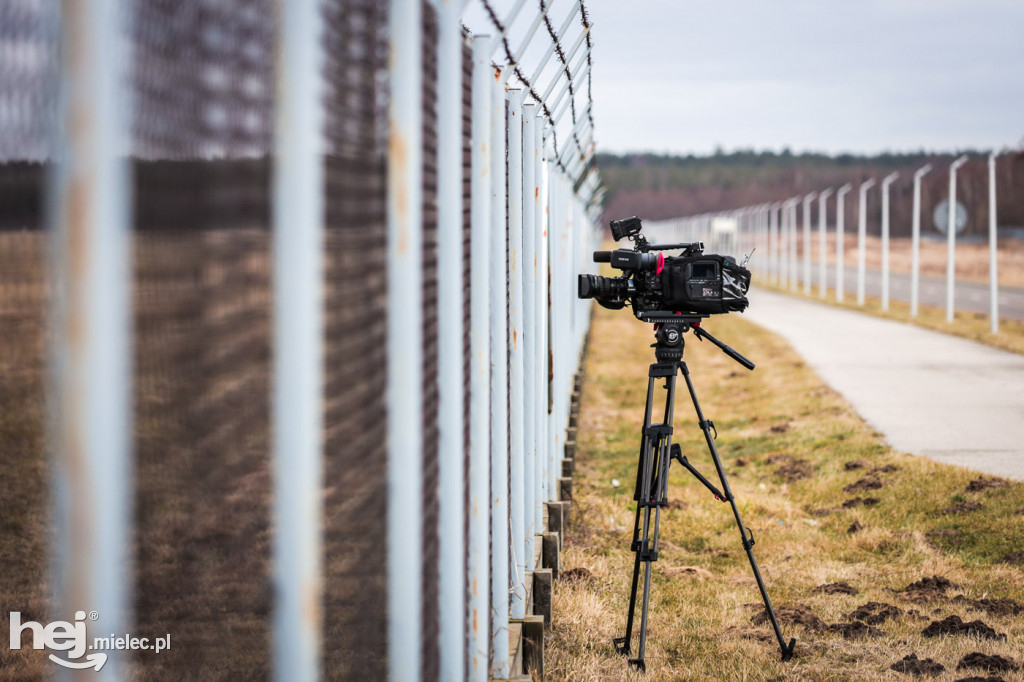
[826,621,883,639]
[951,596,1023,617]
[965,477,1010,492]
[847,601,902,625]
[847,521,863,534]
[561,567,593,583]
[809,508,831,517]
[842,497,879,508]
[844,476,884,493]
[734,457,746,467]
[666,498,688,510]
[921,615,1004,640]
[900,575,957,601]
[844,460,869,471]
[769,423,790,434]
[775,458,813,482]
[870,464,899,474]
[940,501,983,514]
[953,676,1006,682]
[1000,552,1024,565]
[751,604,825,632]
[957,652,1019,672]
[813,582,858,596]
[890,654,945,676]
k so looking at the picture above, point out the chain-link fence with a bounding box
[0,0,601,679]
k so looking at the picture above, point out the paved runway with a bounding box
[744,288,1024,480]
[771,265,1024,320]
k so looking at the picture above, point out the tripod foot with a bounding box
[627,658,646,672]
[780,637,796,662]
[612,636,630,656]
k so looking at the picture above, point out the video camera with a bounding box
[577,216,751,322]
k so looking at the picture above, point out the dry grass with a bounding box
[550,303,1024,681]
[758,280,1024,357]
[824,234,1024,288]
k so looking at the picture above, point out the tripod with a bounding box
[612,318,796,671]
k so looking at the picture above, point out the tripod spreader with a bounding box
[614,322,795,670]
[670,444,725,502]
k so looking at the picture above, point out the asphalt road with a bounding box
[744,288,1024,480]
[774,265,1024,320]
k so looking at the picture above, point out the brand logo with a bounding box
[8,611,170,672]
[9,611,104,670]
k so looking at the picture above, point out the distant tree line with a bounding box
[597,150,1024,239]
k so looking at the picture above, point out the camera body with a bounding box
[578,216,751,319]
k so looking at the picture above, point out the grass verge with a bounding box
[757,280,1024,357]
[549,304,1024,681]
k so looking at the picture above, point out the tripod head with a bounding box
[652,320,755,370]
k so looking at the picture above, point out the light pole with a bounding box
[817,188,833,298]
[857,178,876,306]
[802,192,816,294]
[880,172,899,311]
[835,183,852,302]
[989,150,1002,333]
[910,163,932,317]
[946,154,969,323]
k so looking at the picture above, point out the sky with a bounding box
[465,0,1024,156]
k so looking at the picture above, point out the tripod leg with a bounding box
[629,369,677,672]
[678,362,797,662]
[615,372,658,657]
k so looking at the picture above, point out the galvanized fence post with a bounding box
[273,1,327,679]
[468,35,493,682]
[946,155,969,322]
[802,192,815,294]
[489,71,510,681]
[836,184,852,302]
[522,103,538,574]
[434,2,468,678]
[769,203,778,285]
[910,164,932,318]
[51,3,133,679]
[386,0,424,678]
[507,90,527,624]
[881,172,899,311]
[857,179,875,306]
[818,189,833,298]
[989,151,1000,334]
[536,119,549,529]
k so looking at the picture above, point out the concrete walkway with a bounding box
[743,287,1024,480]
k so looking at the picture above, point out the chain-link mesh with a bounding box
[461,33,474,661]
[130,1,275,677]
[419,2,442,680]
[0,1,58,676]
[320,0,391,679]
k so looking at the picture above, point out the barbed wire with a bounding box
[539,1,584,167]
[477,0,597,177]
[579,1,594,131]
[478,0,563,172]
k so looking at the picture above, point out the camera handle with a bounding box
[692,325,755,371]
